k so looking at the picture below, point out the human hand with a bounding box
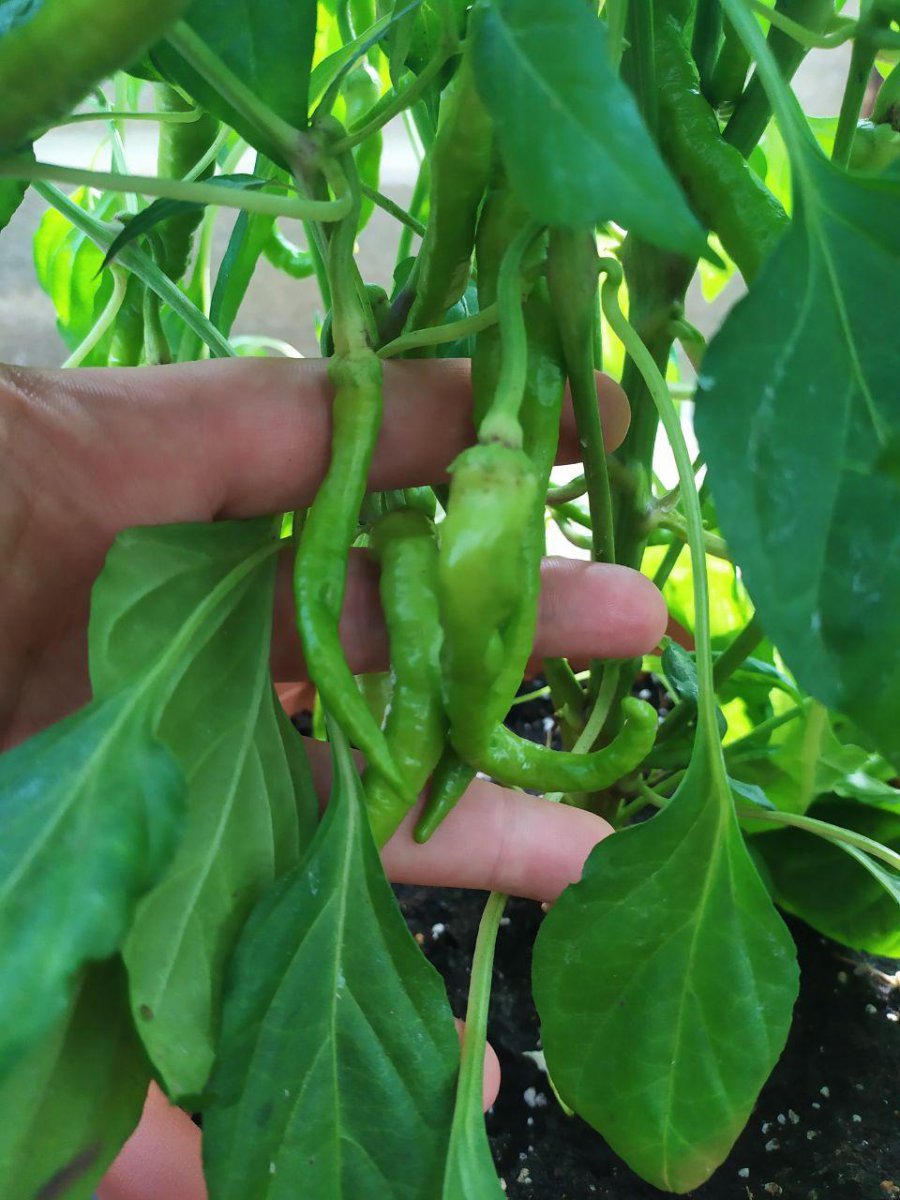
[0,356,666,1198]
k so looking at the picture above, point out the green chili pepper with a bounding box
[320,284,391,356]
[262,226,315,279]
[707,18,751,109]
[363,510,447,848]
[723,0,834,158]
[294,347,403,790]
[413,746,475,844]
[0,0,194,150]
[155,86,219,282]
[471,697,658,793]
[343,65,383,232]
[404,49,493,333]
[107,276,146,367]
[294,146,403,791]
[655,14,789,281]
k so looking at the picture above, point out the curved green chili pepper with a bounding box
[655,14,789,281]
[404,49,493,333]
[294,348,403,791]
[363,509,447,847]
[155,85,219,282]
[471,697,658,793]
[262,225,315,279]
[414,746,476,844]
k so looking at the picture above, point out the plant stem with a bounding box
[546,474,587,505]
[35,182,235,359]
[650,512,732,560]
[166,23,299,160]
[62,267,128,368]
[451,891,508,1141]
[652,539,684,589]
[0,158,350,222]
[573,662,623,753]
[378,302,499,358]
[722,702,804,755]
[599,261,718,738]
[833,13,879,165]
[747,0,857,47]
[543,658,587,724]
[738,806,900,872]
[360,184,426,236]
[55,108,206,127]
[478,221,543,447]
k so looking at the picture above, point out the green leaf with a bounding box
[0,958,150,1200]
[0,694,184,1072]
[0,143,31,238]
[89,520,318,1100]
[533,751,799,1193]
[33,186,124,363]
[202,725,459,1198]
[753,799,900,956]
[469,0,705,256]
[695,151,900,767]
[101,173,268,269]
[152,0,317,150]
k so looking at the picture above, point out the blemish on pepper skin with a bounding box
[139,1003,154,1021]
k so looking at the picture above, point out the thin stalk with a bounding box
[747,0,857,47]
[605,0,630,68]
[449,892,508,1152]
[833,17,879,165]
[165,23,299,160]
[543,658,587,723]
[478,221,543,447]
[723,702,804,755]
[0,159,350,223]
[361,184,426,236]
[650,512,731,561]
[546,474,587,505]
[331,44,455,154]
[396,156,430,265]
[738,806,900,872]
[35,182,235,359]
[378,302,499,359]
[62,267,128,368]
[572,662,623,754]
[652,539,684,589]
[599,261,718,738]
[54,108,205,127]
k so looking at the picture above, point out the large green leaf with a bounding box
[469,0,706,256]
[0,694,184,1072]
[90,520,318,1101]
[152,0,318,153]
[753,799,900,956]
[532,752,799,1193]
[695,151,900,767]
[0,958,150,1200]
[202,727,459,1198]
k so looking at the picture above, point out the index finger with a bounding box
[18,358,629,524]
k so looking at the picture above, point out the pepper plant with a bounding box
[1,0,899,1195]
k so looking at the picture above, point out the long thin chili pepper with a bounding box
[293,142,403,791]
[363,510,447,847]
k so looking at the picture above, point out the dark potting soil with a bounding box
[397,886,900,1200]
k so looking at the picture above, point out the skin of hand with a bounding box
[0,357,667,1199]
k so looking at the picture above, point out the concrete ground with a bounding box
[0,44,851,368]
